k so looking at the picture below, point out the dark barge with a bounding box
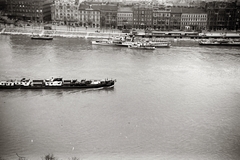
[31,35,53,40]
[0,78,116,89]
[199,39,240,46]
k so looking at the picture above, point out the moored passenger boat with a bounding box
[136,38,171,48]
[148,41,171,47]
[115,41,134,47]
[0,77,116,89]
[31,34,53,40]
[199,39,240,46]
[128,43,155,50]
[91,39,115,46]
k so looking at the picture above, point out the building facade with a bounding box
[0,0,6,12]
[170,7,182,30]
[51,0,79,25]
[78,4,101,28]
[6,0,53,22]
[98,4,118,28]
[236,3,240,31]
[206,1,237,31]
[152,4,171,30]
[117,7,133,29]
[181,7,207,31]
[133,4,152,29]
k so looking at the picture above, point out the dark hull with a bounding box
[0,83,114,89]
[199,43,240,46]
[31,37,53,40]
[154,45,171,48]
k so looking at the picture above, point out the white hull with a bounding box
[91,40,115,46]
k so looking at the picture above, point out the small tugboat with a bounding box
[0,77,116,89]
[31,34,53,40]
[199,39,240,46]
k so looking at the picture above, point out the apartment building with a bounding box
[181,7,207,31]
[78,4,101,28]
[152,4,171,30]
[98,4,118,28]
[117,7,133,29]
[51,0,80,25]
[133,4,153,29]
[6,0,53,22]
[206,1,237,30]
[170,7,182,30]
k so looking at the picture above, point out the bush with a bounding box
[42,154,56,160]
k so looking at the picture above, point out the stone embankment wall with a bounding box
[1,27,240,39]
[0,27,126,39]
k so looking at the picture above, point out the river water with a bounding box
[0,35,240,160]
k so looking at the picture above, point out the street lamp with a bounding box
[227,13,231,31]
[214,12,218,31]
[140,23,144,29]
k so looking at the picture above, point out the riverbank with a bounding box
[1,26,240,40]
[0,27,126,39]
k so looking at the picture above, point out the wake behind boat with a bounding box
[0,77,116,89]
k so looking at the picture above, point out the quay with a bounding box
[1,25,240,40]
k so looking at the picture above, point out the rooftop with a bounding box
[118,7,133,12]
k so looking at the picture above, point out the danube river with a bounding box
[0,35,240,160]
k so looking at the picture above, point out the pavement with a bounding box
[2,22,239,36]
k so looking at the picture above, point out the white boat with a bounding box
[128,43,155,50]
[143,39,171,47]
[149,41,171,47]
[114,41,134,47]
[91,40,115,46]
[31,34,53,40]
[199,39,240,46]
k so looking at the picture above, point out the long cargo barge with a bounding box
[0,77,116,89]
[199,39,240,46]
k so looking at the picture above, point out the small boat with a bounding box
[143,39,171,48]
[31,34,53,40]
[112,36,135,47]
[91,39,115,46]
[0,77,116,89]
[148,41,171,47]
[115,41,134,47]
[128,43,155,50]
[199,39,240,46]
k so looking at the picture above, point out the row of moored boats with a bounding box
[91,36,171,50]
[30,34,240,47]
[198,39,240,46]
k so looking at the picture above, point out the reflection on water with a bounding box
[0,35,240,160]
[0,87,115,98]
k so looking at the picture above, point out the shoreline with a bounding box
[1,27,240,40]
[0,27,125,39]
